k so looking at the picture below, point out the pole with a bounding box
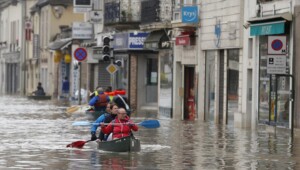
[78,62,81,105]
[21,0,27,95]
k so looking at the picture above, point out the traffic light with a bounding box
[102,36,111,61]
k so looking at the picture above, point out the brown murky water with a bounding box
[0,95,299,169]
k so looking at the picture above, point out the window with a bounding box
[147,58,158,85]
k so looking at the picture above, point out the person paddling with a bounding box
[90,103,118,141]
[88,87,110,112]
[100,108,138,140]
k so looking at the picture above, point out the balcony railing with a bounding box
[104,0,141,26]
[140,0,172,25]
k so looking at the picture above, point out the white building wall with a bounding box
[0,3,22,94]
[200,0,242,50]
[198,0,244,124]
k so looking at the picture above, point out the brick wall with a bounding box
[130,54,137,112]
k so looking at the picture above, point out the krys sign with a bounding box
[182,6,199,23]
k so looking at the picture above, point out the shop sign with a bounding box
[72,22,93,39]
[113,32,149,50]
[182,6,198,23]
[160,41,171,49]
[176,35,190,45]
[128,32,149,49]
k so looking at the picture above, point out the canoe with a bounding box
[85,110,104,120]
[97,136,141,152]
[27,95,51,100]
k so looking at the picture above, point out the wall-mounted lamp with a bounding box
[243,22,250,29]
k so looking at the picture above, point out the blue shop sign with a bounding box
[128,32,149,49]
[182,6,198,23]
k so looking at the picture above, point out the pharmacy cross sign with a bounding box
[74,48,87,61]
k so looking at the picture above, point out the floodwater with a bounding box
[0,95,299,169]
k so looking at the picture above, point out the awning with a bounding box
[247,13,292,36]
[144,30,169,50]
[250,21,285,36]
[48,38,72,50]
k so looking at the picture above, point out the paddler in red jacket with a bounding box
[100,108,138,140]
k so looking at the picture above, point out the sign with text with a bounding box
[73,0,92,13]
[267,55,287,74]
[128,32,149,49]
[176,35,190,45]
[113,32,149,50]
[182,6,198,23]
[72,22,93,39]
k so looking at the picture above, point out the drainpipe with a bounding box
[21,0,27,95]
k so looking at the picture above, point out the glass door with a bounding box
[205,51,216,121]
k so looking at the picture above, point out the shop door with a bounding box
[226,49,239,124]
[146,58,158,103]
[205,51,216,121]
[184,66,195,120]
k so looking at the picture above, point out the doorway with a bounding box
[226,49,239,124]
[184,66,195,120]
[146,58,158,103]
[205,51,216,121]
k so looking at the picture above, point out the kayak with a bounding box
[27,95,51,100]
[97,136,141,152]
[85,110,104,120]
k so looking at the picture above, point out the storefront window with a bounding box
[205,51,216,121]
[227,49,239,124]
[258,36,290,127]
[147,58,158,85]
[159,52,173,118]
[115,55,129,94]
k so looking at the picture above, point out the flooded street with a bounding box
[0,95,299,169]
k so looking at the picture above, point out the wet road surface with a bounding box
[0,95,299,169]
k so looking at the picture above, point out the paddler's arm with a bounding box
[91,114,106,134]
[100,122,113,134]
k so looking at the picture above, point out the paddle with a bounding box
[117,94,130,110]
[66,140,91,148]
[72,119,160,129]
[66,106,80,114]
[66,105,90,114]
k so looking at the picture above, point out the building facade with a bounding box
[243,0,297,131]
[0,1,23,95]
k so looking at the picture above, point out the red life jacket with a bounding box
[95,94,108,107]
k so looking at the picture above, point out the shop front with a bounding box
[113,31,151,113]
[48,38,72,99]
[247,13,293,129]
[204,49,240,124]
[173,31,198,120]
[3,52,20,94]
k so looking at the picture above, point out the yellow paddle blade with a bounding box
[66,106,80,114]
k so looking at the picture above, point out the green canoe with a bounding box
[27,95,51,100]
[97,136,141,152]
[85,110,104,120]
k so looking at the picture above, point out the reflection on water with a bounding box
[0,95,299,169]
